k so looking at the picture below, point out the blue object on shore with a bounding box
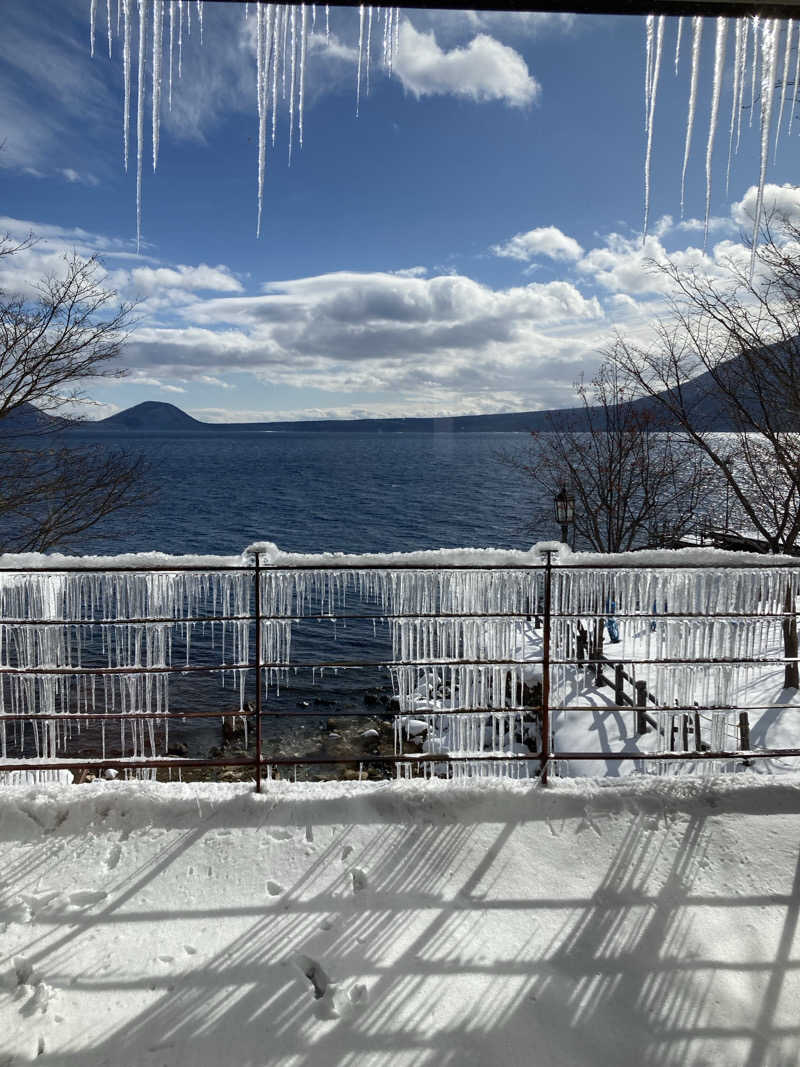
[606,598,620,643]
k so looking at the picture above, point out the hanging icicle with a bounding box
[703,17,728,248]
[643,15,665,242]
[680,16,703,221]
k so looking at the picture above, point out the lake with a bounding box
[68,430,548,556]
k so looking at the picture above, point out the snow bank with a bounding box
[2,775,800,1066]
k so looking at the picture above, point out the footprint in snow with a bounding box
[267,881,284,896]
[69,890,108,908]
[351,868,368,892]
[105,844,122,870]
[340,845,354,862]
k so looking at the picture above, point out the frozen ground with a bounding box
[2,776,800,1066]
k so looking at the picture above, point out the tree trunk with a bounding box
[784,585,799,690]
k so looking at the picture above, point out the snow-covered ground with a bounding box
[2,775,800,1066]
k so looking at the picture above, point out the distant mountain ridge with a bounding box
[31,350,800,436]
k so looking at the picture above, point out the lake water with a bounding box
[68,430,545,556]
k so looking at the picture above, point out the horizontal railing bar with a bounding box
[1,560,800,576]
[0,611,544,626]
[0,564,253,573]
[0,709,250,722]
[554,657,796,665]
[3,703,798,722]
[1,609,798,625]
[549,749,800,760]
[0,706,543,722]
[549,704,800,712]
[4,747,800,776]
[0,663,254,676]
[0,614,253,627]
[0,753,547,772]
[551,611,799,619]
[3,654,799,674]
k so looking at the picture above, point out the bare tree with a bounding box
[500,363,713,554]
[608,218,800,686]
[0,236,149,553]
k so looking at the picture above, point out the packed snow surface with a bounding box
[2,776,800,1066]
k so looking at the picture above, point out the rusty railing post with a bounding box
[254,551,263,794]
[540,549,555,785]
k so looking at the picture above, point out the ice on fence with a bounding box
[1,544,799,779]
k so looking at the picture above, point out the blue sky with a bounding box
[3,2,800,421]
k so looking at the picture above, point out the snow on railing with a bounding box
[1,541,799,789]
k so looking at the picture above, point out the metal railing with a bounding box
[1,547,800,789]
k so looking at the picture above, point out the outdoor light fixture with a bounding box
[554,487,575,545]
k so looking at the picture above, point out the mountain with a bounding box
[50,349,800,436]
[85,401,206,432]
[0,403,71,436]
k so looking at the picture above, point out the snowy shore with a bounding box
[2,775,800,1066]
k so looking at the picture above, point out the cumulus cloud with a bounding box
[114,268,604,411]
[731,183,800,229]
[393,20,540,108]
[492,225,583,262]
[129,264,244,295]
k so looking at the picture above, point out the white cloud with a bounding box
[393,20,539,108]
[129,264,244,295]
[731,183,800,229]
[492,226,583,263]
[59,168,100,186]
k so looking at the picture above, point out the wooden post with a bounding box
[694,710,702,752]
[681,713,689,752]
[614,663,625,706]
[739,711,751,752]
[635,680,648,734]
[577,626,588,663]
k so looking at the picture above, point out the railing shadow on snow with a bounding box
[4,782,800,1066]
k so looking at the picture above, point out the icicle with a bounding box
[122,0,132,170]
[750,18,780,277]
[674,15,683,75]
[680,16,703,220]
[791,25,800,135]
[365,5,373,95]
[91,0,98,56]
[750,16,760,128]
[775,20,794,161]
[107,0,113,56]
[178,0,183,79]
[271,7,279,147]
[256,2,266,236]
[644,14,654,131]
[356,4,365,118]
[288,5,296,163]
[325,4,330,43]
[703,17,728,249]
[736,17,750,155]
[299,3,307,149]
[136,0,147,252]
[282,3,288,97]
[196,0,203,44]
[726,18,744,193]
[168,0,174,110]
[152,0,164,171]
[643,15,664,242]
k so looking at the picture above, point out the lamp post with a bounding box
[554,486,575,546]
